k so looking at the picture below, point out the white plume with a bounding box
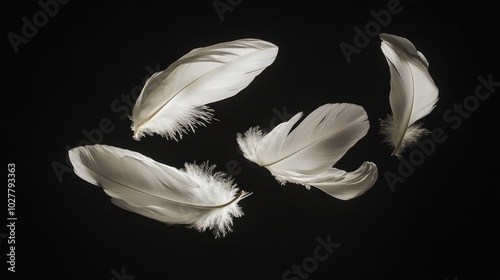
[68,144,250,238]
[130,38,279,141]
[236,103,378,200]
[379,33,439,157]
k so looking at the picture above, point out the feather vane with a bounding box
[237,103,378,200]
[379,33,439,156]
[68,144,250,238]
[131,38,279,140]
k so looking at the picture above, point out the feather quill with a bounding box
[68,144,250,238]
[237,103,378,200]
[130,38,279,140]
[379,33,439,157]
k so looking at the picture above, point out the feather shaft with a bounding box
[131,38,278,140]
[379,33,439,156]
[237,103,378,200]
[69,144,249,237]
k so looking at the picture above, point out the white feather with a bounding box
[379,33,439,157]
[130,38,279,140]
[237,103,378,200]
[68,144,250,238]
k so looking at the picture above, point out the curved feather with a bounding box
[237,103,378,200]
[131,38,279,140]
[68,144,250,238]
[311,161,378,200]
[379,33,439,156]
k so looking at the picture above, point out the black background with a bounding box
[3,1,500,279]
